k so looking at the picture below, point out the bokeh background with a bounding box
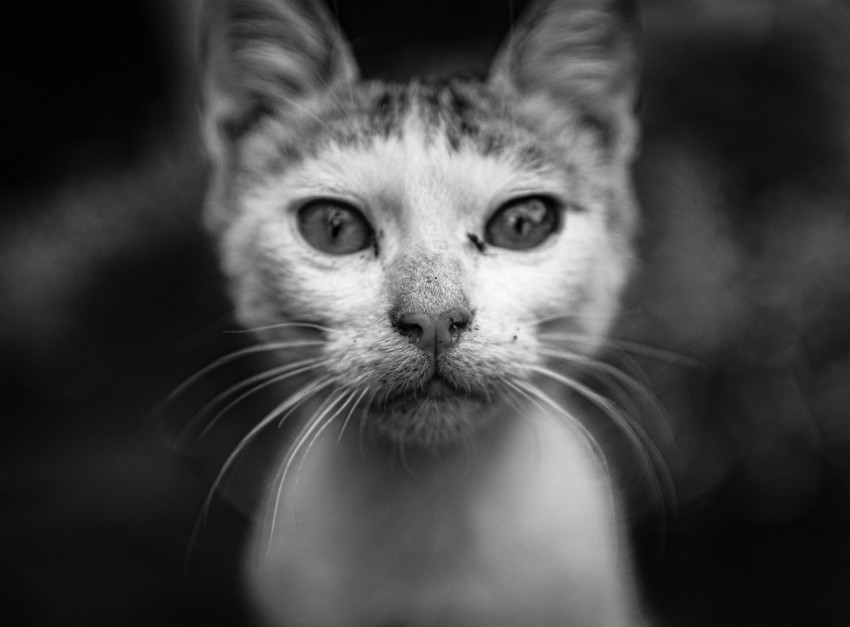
[2,0,850,625]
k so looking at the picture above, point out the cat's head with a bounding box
[199,0,641,449]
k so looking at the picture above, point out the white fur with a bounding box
[246,399,646,626]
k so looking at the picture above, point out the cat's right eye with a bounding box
[297,199,374,255]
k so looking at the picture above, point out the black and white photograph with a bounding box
[3,1,850,625]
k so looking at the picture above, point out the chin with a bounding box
[369,381,492,452]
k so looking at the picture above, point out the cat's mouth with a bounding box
[378,376,456,410]
[420,375,454,398]
[388,373,473,404]
[369,374,489,449]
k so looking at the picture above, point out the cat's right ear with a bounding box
[199,0,357,160]
[489,0,640,156]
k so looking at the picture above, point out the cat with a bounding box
[198,0,653,624]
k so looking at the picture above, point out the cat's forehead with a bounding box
[239,77,591,194]
[257,79,572,168]
[336,79,527,154]
[261,85,584,218]
[282,123,563,223]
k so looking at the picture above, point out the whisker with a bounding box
[185,373,335,577]
[506,378,607,468]
[538,331,696,365]
[195,359,329,441]
[527,365,676,513]
[539,347,645,393]
[605,346,656,390]
[528,309,643,329]
[165,310,240,353]
[537,347,674,445]
[292,390,357,483]
[529,364,648,452]
[164,340,327,403]
[199,375,335,516]
[226,321,333,335]
[338,386,370,444]
[358,388,379,455]
[167,357,327,457]
[267,389,355,554]
[501,384,528,417]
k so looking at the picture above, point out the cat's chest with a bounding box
[245,404,635,626]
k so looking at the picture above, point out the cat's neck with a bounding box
[247,400,644,626]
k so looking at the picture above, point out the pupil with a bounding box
[514,213,530,236]
[327,210,343,240]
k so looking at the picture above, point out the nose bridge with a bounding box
[391,251,468,317]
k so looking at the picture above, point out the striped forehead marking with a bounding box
[272,78,550,167]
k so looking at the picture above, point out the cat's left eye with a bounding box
[297,199,374,255]
[485,196,560,250]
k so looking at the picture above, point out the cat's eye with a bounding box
[485,196,560,250]
[297,199,374,255]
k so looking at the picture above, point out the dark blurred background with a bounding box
[2,0,850,625]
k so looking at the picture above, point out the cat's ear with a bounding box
[489,0,640,153]
[200,0,357,157]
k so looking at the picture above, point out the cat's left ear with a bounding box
[200,0,357,159]
[489,0,641,156]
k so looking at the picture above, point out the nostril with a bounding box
[444,308,472,334]
[394,312,435,345]
[434,308,472,355]
[396,320,421,341]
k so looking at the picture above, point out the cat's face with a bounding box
[201,0,640,448]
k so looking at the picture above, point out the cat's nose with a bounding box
[393,308,472,356]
